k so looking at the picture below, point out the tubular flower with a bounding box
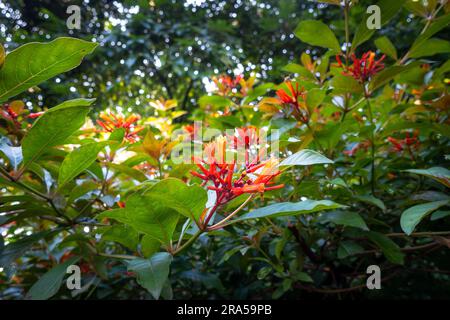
[182,124,196,139]
[191,133,283,207]
[336,51,386,83]
[96,112,144,143]
[276,81,309,123]
[387,131,420,159]
[27,112,44,119]
[228,126,262,165]
[213,74,243,96]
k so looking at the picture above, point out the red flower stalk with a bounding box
[191,133,283,226]
[387,131,420,160]
[336,51,385,83]
[276,81,308,123]
[97,112,144,143]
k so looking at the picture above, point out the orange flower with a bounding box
[96,112,144,143]
[191,134,283,203]
[276,81,308,123]
[387,131,420,160]
[336,51,385,83]
[213,74,243,96]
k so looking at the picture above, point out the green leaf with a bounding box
[409,13,450,54]
[0,43,5,69]
[21,98,94,166]
[282,63,315,79]
[141,235,161,258]
[109,128,126,143]
[58,141,109,188]
[306,88,326,111]
[108,163,148,182]
[257,266,272,280]
[352,0,406,49]
[430,210,450,221]
[338,241,365,259]
[400,200,449,235]
[374,36,398,60]
[68,180,98,204]
[294,20,340,51]
[127,252,172,300]
[101,225,139,250]
[237,200,344,221]
[330,74,363,94]
[98,192,180,245]
[367,232,404,265]
[409,38,450,58]
[143,178,207,221]
[0,229,59,269]
[26,256,79,300]
[0,37,97,102]
[279,149,333,167]
[0,143,22,170]
[404,167,450,188]
[198,95,233,109]
[404,0,428,17]
[295,272,314,283]
[319,211,369,230]
[369,61,421,91]
[355,195,386,212]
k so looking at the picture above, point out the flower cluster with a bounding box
[336,51,385,83]
[191,129,284,216]
[213,74,243,96]
[387,131,420,159]
[276,81,309,123]
[97,112,144,143]
[1,101,43,134]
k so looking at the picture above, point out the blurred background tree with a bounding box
[0,0,431,115]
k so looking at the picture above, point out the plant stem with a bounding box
[158,159,163,179]
[306,122,326,154]
[364,94,376,194]
[0,165,72,222]
[172,229,203,255]
[99,252,138,260]
[386,231,450,238]
[344,0,350,59]
[398,2,445,65]
[208,194,255,231]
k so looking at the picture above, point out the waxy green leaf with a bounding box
[294,20,340,51]
[400,200,449,235]
[279,149,333,167]
[22,98,95,167]
[237,200,344,221]
[58,141,109,188]
[0,37,97,102]
[127,252,172,300]
[27,256,80,300]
